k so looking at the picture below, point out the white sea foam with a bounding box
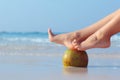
[0,37,50,44]
[111,34,120,41]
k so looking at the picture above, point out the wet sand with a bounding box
[0,47,120,80]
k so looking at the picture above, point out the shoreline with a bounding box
[0,47,120,80]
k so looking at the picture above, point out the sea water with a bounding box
[0,32,120,67]
[0,32,120,55]
[0,32,65,56]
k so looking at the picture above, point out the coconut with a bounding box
[63,49,88,67]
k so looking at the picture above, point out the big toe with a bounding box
[48,28,55,42]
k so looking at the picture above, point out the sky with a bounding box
[0,0,120,32]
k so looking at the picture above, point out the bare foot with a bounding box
[48,28,79,49]
[48,28,88,50]
[72,31,111,51]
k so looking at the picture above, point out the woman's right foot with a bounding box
[48,28,80,49]
[48,28,93,50]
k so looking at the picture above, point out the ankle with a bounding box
[95,30,111,48]
[96,30,111,40]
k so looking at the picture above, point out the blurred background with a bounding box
[0,0,120,32]
[0,1,120,80]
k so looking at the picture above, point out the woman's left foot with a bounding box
[72,31,111,51]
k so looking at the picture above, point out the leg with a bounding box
[48,9,120,49]
[73,14,120,50]
[78,9,120,38]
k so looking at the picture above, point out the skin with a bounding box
[48,9,120,51]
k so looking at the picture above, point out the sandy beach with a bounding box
[0,46,120,80]
[0,0,120,80]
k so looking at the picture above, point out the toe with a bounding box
[72,39,77,45]
[72,39,81,50]
[48,28,54,36]
[74,45,79,49]
[48,28,55,42]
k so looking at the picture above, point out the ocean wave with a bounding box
[0,32,50,44]
[0,32,120,47]
[0,32,48,35]
[111,34,120,41]
[0,37,50,43]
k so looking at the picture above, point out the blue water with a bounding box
[0,32,120,56]
[0,32,66,56]
[0,32,120,46]
[0,32,49,44]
